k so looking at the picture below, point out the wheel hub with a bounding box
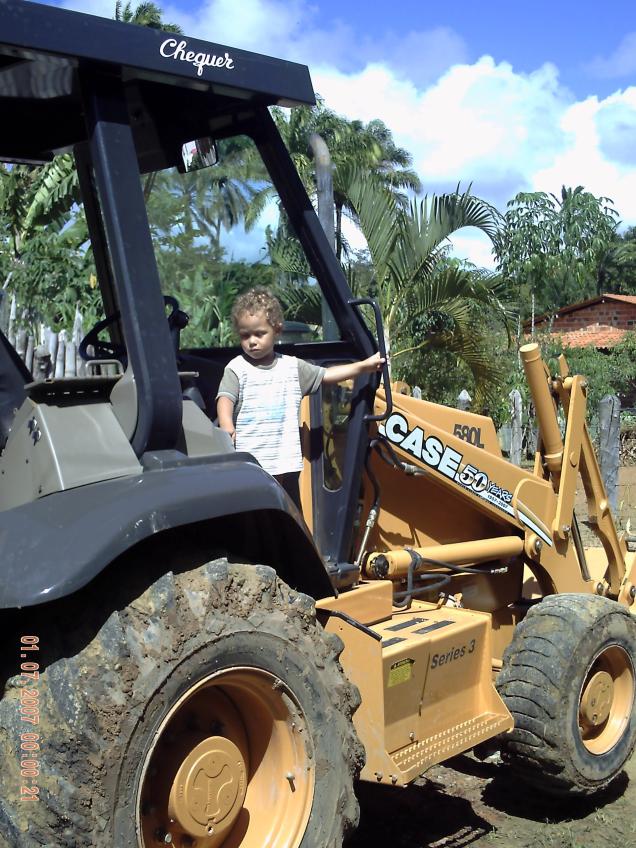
[580,670,614,730]
[168,736,247,841]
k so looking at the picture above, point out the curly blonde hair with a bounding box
[231,287,284,331]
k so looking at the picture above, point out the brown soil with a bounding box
[349,753,636,848]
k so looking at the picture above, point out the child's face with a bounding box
[236,310,280,363]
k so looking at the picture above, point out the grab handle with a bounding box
[348,297,393,422]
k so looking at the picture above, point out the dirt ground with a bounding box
[349,752,636,848]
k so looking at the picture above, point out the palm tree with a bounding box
[0,3,184,332]
[146,136,266,257]
[0,158,81,259]
[270,102,421,260]
[344,167,511,402]
[114,1,182,32]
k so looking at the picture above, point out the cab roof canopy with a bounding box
[0,0,315,166]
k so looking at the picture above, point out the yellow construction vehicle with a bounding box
[316,341,636,799]
[0,3,634,846]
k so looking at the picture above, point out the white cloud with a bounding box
[532,89,636,227]
[595,93,636,167]
[314,58,570,198]
[51,0,636,266]
[164,0,309,56]
[57,0,466,83]
[448,231,497,270]
[315,59,636,260]
[588,33,636,78]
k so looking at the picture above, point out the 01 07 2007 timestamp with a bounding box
[18,635,41,801]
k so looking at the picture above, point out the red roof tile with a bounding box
[552,324,628,349]
[605,294,636,305]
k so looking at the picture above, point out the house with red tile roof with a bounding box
[523,294,636,349]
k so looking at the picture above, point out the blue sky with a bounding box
[41,0,636,265]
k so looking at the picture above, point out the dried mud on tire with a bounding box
[0,559,363,848]
[349,753,636,848]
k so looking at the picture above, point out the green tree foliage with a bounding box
[0,161,99,333]
[114,1,182,31]
[269,101,421,260]
[487,330,636,433]
[167,262,274,349]
[597,226,636,295]
[143,136,272,346]
[495,186,620,316]
[0,3,185,334]
[545,333,636,412]
[344,168,511,405]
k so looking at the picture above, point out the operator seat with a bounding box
[0,329,31,449]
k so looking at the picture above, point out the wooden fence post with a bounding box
[25,334,34,375]
[65,340,77,377]
[46,327,58,371]
[599,394,620,513]
[0,288,10,334]
[55,330,66,378]
[7,295,16,348]
[73,307,84,376]
[457,389,472,411]
[33,345,51,381]
[15,328,27,365]
[509,389,523,466]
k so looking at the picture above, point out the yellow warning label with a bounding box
[388,658,413,688]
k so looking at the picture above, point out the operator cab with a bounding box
[0,0,385,577]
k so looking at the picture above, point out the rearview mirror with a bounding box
[181,137,218,172]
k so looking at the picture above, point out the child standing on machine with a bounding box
[216,288,384,507]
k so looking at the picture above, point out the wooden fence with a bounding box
[1,294,85,380]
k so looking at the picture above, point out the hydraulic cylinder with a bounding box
[520,343,563,480]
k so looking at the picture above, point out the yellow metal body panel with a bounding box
[317,579,393,624]
[320,592,513,786]
[359,364,636,637]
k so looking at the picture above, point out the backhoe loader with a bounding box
[0,3,634,846]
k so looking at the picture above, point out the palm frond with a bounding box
[21,155,79,239]
[274,282,322,323]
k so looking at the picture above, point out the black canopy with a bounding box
[0,0,315,164]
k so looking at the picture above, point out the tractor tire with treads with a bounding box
[0,559,364,847]
[497,593,636,797]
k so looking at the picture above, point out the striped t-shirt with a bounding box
[216,353,325,475]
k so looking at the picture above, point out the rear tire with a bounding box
[497,593,636,797]
[0,560,363,847]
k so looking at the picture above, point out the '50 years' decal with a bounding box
[379,413,514,516]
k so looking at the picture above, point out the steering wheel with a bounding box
[79,296,189,364]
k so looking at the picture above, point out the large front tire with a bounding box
[0,560,363,847]
[497,593,636,797]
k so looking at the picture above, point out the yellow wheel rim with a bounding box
[137,668,315,847]
[578,644,635,755]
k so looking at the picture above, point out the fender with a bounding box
[0,453,334,608]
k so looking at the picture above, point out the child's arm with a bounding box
[322,351,385,385]
[216,395,236,442]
